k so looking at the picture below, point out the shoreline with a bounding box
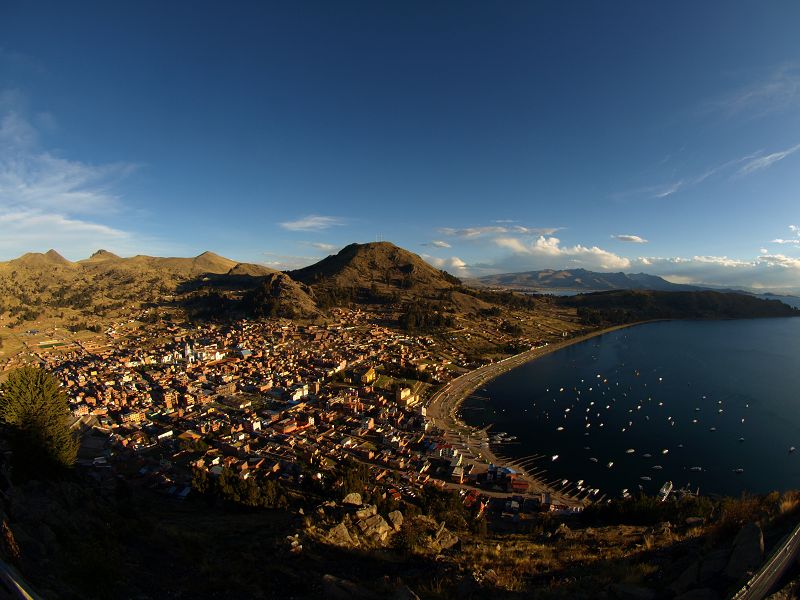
[425,322,649,507]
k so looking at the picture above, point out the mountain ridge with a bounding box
[474,268,702,292]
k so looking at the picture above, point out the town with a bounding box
[2,307,586,530]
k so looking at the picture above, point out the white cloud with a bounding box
[769,225,800,245]
[711,63,800,119]
[494,235,631,270]
[737,143,800,177]
[305,242,339,252]
[612,234,648,244]
[0,92,148,259]
[757,253,800,269]
[422,254,471,276]
[422,240,451,248]
[629,252,800,293]
[0,210,131,257]
[439,225,560,238]
[279,214,346,232]
[652,180,685,199]
[261,251,321,270]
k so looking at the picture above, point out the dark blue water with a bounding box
[460,319,800,498]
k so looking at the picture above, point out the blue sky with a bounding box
[2,1,800,291]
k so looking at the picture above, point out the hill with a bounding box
[559,289,800,324]
[227,262,279,277]
[289,242,461,293]
[475,268,699,292]
[0,249,278,327]
[10,249,74,269]
[242,272,320,320]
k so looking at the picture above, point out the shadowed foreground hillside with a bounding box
[3,465,800,599]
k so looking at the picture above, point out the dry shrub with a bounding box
[714,495,763,539]
[779,491,800,515]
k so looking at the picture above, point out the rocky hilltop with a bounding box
[289,241,460,292]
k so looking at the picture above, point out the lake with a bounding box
[460,318,800,498]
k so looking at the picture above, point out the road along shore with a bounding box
[425,323,645,508]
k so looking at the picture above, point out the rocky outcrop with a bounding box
[316,497,405,548]
[357,514,393,542]
[355,504,377,519]
[342,492,362,506]
[388,510,404,531]
[433,524,459,552]
[327,521,356,547]
[724,522,764,579]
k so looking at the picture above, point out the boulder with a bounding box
[698,549,730,582]
[388,510,404,531]
[355,504,377,519]
[327,522,356,547]
[609,583,656,600]
[358,514,392,541]
[342,492,362,506]
[724,522,764,579]
[435,527,459,551]
[669,561,699,595]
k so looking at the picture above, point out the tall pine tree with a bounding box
[0,366,79,477]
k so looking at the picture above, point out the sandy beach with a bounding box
[426,323,643,507]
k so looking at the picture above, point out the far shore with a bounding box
[425,321,651,507]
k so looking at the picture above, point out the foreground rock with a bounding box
[342,492,362,506]
[724,522,764,579]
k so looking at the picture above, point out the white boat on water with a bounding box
[626,448,635,454]
[589,457,598,463]
[659,480,673,501]
[552,454,559,461]
[733,468,744,474]
[690,466,703,472]
[607,461,614,468]
[641,476,651,481]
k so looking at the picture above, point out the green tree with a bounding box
[0,366,79,476]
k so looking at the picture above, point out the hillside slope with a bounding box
[0,249,277,326]
[560,289,800,323]
[289,241,460,293]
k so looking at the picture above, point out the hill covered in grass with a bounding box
[290,242,460,293]
[559,289,800,325]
